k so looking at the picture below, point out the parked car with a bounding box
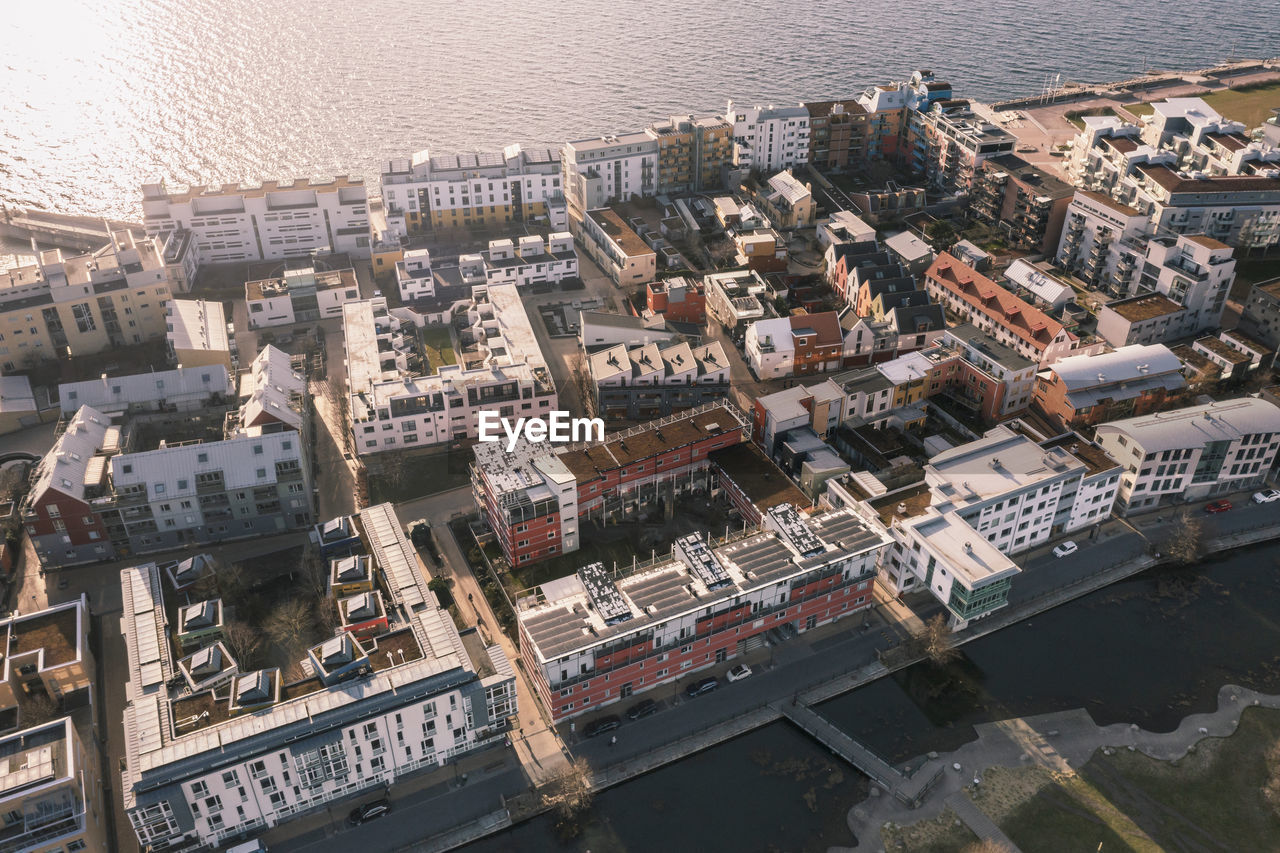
[584,715,621,738]
[1204,499,1233,514]
[625,698,658,720]
[685,677,718,698]
[726,664,753,682]
[1253,489,1280,504]
[1052,541,1078,558]
[347,799,390,826]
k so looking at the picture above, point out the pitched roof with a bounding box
[788,311,843,346]
[926,254,1071,352]
[1044,344,1183,390]
[28,405,111,507]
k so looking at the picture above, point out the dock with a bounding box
[0,205,143,253]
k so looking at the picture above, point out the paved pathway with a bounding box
[837,684,1280,851]
[945,790,1022,852]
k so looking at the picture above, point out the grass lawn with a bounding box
[1202,82,1280,129]
[987,707,1280,852]
[508,533,641,592]
[420,326,457,370]
[880,807,980,853]
[1123,101,1156,119]
[1065,106,1118,130]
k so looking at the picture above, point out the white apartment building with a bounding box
[724,102,811,173]
[576,209,657,287]
[704,268,770,332]
[246,265,360,329]
[481,233,578,289]
[562,133,659,219]
[1066,109,1280,251]
[1094,397,1280,515]
[343,287,556,455]
[380,144,565,238]
[1055,189,1152,293]
[166,299,235,375]
[141,177,371,263]
[829,424,1120,627]
[121,503,517,852]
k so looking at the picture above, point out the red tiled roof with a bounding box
[789,311,844,346]
[925,253,1071,352]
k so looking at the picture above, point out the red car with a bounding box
[1204,499,1233,514]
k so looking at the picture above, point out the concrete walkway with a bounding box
[837,684,1280,851]
[945,790,1022,852]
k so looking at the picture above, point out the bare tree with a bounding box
[912,614,960,667]
[297,544,330,601]
[1164,510,1205,565]
[266,598,314,649]
[223,620,266,670]
[570,353,597,419]
[540,757,594,828]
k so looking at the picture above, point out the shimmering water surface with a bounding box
[1,0,1276,220]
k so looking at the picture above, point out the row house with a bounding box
[516,504,891,721]
[380,144,564,237]
[746,313,845,379]
[0,231,186,371]
[924,253,1093,365]
[120,504,517,852]
[343,289,556,455]
[1032,344,1187,431]
[478,233,578,289]
[588,340,730,420]
[830,424,1120,628]
[1094,397,1280,515]
[471,404,750,568]
[142,177,370,263]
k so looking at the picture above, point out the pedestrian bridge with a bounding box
[778,699,943,807]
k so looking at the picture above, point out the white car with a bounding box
[1253,489,1280,504]
[1052,541,1078,558]
[726,664,753,682]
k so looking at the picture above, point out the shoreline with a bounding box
[412,522,1280,852]
[839,683,1280,852]
[4,56,1278,227]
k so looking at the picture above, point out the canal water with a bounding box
[463,544,1280,852]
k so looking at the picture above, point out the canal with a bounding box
[462,545,1280,852]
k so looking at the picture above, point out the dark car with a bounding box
[583,715,621,738]
[347,799,390,826]
[1204,499,1233,514]
[625,698,658,720]
[685,677,718,698]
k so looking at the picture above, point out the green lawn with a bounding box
[1202,82,1280,129]
[1122,101,1156,119]
[508,534,641,592]
[1065,106,1118,130]
[420,326,457,370]
[993,707,1280,852]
